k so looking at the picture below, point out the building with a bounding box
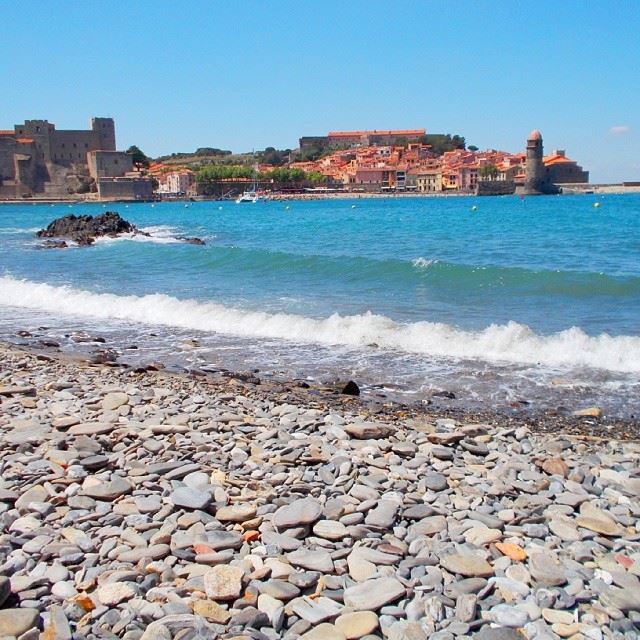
[157,170,197,197]
[299,129,426,152]
[0,116,152,200]
[523,130,588,195]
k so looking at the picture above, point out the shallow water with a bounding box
[1,195,639,417]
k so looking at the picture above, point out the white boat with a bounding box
[236,190,263,204]
[236,160,267,203]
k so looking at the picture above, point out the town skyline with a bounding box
[2,1,638,183]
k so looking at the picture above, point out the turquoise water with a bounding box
[1,195,639,415]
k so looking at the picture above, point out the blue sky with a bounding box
[1,1,638,182]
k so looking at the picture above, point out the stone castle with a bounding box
[0,117,152,200]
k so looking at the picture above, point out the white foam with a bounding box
[93,226,183,245]
[412,257,437,269]
[0,227,41,234]
[1,276,639,373]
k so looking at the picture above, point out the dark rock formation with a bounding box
[36,212,142,246]
[179,236,206,245]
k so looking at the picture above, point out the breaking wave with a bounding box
[1,276,639,373]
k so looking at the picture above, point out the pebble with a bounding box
[0,344,638,640]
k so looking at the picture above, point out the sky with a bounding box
[1,1,639,182]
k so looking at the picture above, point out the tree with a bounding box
[127,145,150,168]
[418,134,466,156]
[467,145,479,152]
[479,163,499,180]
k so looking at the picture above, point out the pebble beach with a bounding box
[1,341,639,640]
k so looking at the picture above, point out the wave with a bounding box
[168,246,640,296]
[0,227,41,235]
[1,276,639,373]
[93,225,185,245]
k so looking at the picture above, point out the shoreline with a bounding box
[3,338,638,441]
[1,184,639,205]
[0,339,639,638]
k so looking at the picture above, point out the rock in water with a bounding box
[36,212,142,245]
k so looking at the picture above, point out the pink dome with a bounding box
[528,129,542,141]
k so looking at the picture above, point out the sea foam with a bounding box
[1,275,639,373]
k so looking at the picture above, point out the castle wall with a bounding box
[547,163,589,184]
[97,177,153,200]
[0,138,17,180]
[91,118,116,151]
[50,131,103,165]
[88,151,133,179]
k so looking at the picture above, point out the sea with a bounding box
[1,194,639,418]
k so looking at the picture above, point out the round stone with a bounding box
[335,611,379,638]
[313,519,348,540]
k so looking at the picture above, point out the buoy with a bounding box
[351,204,356,209]
[471,205,478,211]
[285,206,290,210]
[593,202,601,208]
[218,206,223,210]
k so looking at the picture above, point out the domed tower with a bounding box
[524,129,545,195]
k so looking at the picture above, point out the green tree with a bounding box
[418,134,466,156]
[467,145,479,152]
[126,145,150,167]
[479,163,499,180]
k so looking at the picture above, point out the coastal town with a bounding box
[0,118,608,202]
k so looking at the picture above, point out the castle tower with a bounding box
[524,129,545,195]
[90,117,116,151]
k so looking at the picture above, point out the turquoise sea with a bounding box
[1,194,639,417]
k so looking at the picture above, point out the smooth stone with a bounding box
[313,519,348,540]
[542,608,575,625]
[489,604,529,627]
[80,476,132,500]
[207,530,243,550]
[192,599,230,623]
[335,611,379,638]
[406,515,447,539]
[600,586,640,612]
[528,552,567,586]
[215,503,257,522]
[464,527,502,546]
[549,518,581,541]
[343,577,406,610]
[259,580,300,601]
[386,620,429,640]
[103,391,129,410]
[261,530,302,551]
[0,608,40,636]
[97,582,137,606]
[117,544,170,562]
[287,548,334,573]
[364,501,398,528]
[344,422,391,439]
[68,422,114,436]
[423,473,448,492]
[440,554,494,577]
[273,497,323,530]
[169,487,212,510]
[576,502,624,536]
[301,622,347,640]
[292,596,344,624]
[476,629,526,640]
[203,565,244,601]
